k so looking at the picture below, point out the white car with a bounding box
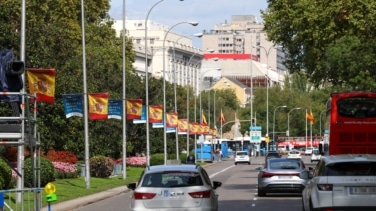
[287,150,302,159]
[310,149,321,162]
[302,154,376,211]
[234,151,250,165]
[127,164,222,211]
[304,147,314,156]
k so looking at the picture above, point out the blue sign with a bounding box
[250,126,262,131]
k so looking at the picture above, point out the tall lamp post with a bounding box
[287,107,301,137]
[253,45,281,141]
[163,21,198,164]
[173,34,202,160]
[272,105,287,150]
[198,68,220,162]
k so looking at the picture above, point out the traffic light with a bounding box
[0,49,24,102]
[251,118,256,126]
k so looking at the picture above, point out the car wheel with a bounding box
[248,162,250,165]
[311,160,313,163]
[257,189,266,197]
[234,162,237,165]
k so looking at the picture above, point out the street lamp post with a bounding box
[272,105,287,150]
[253,45,281,142]
[163,21,198,164]
[287,107,301,137]
[173,34,202,160]
[198,68,220,162]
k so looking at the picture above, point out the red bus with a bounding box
[323,91,376,155]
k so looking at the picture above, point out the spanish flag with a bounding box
[26,68,56,104]
[148,105,163,123]
[88,92,109,120]
[220,109,225,124]
[126,99,143,120]
[306,111,314,124]
[202,111,208,125]
[166,112,178,127]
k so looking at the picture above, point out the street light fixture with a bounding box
[272,105,287,150]
[253,45,281,141]
[163,21,198,165]
[287,107,301,137]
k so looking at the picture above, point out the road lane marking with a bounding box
[209,165,235,178]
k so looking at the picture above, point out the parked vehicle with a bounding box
[127,164,222,211]
[264,150,281,163]
[304,147,314,156]
[287,150,302,159]
[257,158,310,196]
[302,154,376,211]
[234,151,250,165]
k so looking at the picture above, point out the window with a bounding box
[142,172,203,188]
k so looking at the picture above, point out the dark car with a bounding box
[265,150,281,162]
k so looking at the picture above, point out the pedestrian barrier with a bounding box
[0,188,43,211]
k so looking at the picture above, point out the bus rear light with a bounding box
[189,190,211,198]
[133,192,157,200]
[317,184,333,191]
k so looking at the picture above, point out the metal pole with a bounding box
[145,0,164,166]
[122,0,127,180]
[273,106,286,150]
[287,107,301,137]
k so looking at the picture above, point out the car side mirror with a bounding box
[299,171,310,179]
[213,181,222,189]
[127,182,137,190]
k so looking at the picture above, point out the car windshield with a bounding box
[269,160,301,169]
[141,171,203,187]
[312,150,320,155]
[290,151,299,154]
[325,162,376,176]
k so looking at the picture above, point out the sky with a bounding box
[109,0,268,47]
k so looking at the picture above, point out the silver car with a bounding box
[127,164,222,211]
[257,158,310,196]
[302,154,376,211]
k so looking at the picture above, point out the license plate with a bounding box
[350,187,376,195]
[278,176,292,179]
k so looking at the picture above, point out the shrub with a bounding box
[52,162,79,179]
[0,158,13,189]
[90,156,114,178]
[44,149,78,164]
[24,157,55,187]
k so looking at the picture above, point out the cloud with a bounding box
[109,0,268,47]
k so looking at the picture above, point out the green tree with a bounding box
[262,0,376,89]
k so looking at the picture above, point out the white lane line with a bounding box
[209,165,235,178]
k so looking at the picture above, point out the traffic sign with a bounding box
[250,126,262,131]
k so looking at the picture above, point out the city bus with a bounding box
[322,91,376,155]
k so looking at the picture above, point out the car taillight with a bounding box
[189,190,211,198]
[261,172,299,178]
[133,192,156,200]
[317,184,333,191]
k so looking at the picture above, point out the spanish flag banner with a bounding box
[26,68,56,104]
[88,92,109,120]
[210,128,217,137]
[178,118,188,134]
[148,105,163,123]
[306,111,314,124]
[166,112,178,128]
[197,124,204,135]
[202,111,208,125]
[203,124,210,134]
[190,122,199,135]
[126,99,143,120]
[220,109,225,124]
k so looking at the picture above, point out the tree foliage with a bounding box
[262,0,376,89]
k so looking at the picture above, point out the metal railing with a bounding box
[0,188,43,211]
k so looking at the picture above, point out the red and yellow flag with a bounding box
[148,105,163,123]
[178,119,188,132]
[88,92,109,120]
[191,122,199,135]
[126,99,143,120]
[203,124,210,134]
[202,111,208,125]
[26,68,56,104]
[166,112,178,127]
[220,109,225,124]
[210,128,217,137]
[306,111,314,124]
